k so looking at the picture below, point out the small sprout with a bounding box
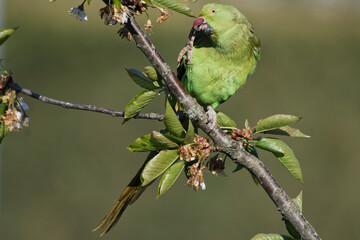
[69,0,88,21]
[231,127,253,141]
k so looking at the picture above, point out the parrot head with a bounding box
[193,4,245,40]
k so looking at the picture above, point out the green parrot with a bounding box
[178,3,261,109]
[94,3,260,236]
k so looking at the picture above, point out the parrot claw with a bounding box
[206,106,217,130]
[177,28,196,66]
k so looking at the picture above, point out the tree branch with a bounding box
[125,17,321,240]
[7,80,165,121]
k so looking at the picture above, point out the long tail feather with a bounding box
[93,152,157,236]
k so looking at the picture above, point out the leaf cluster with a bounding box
[128,100,195,197]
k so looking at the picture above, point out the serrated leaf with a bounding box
[151,131,179,149]
[251,233,294,240]
[127,134,158,152]
[216,112,237,128]
[264,126,310,138]
[256,114,301,133]
[141,149,179,186]
[255,138,303,183]
[124,90,157,121]
[164,100,185,138]
[126,68,160,90]
[151,0,194,17]
[0,28,17,46]
[184,120,195,144]
[158,160,185,196]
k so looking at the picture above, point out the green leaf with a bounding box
[127,134,158,152]
[251,233,294,240]
[164,100,185,138]
[143,66,162,82]
[128,132,179,152]
[216,112,237,128]
[125,68,160,90]
[184,120,195,144]
[141,149,179,186]
[256,114,301,133]
[0,103,6,115]
[151,0,194,17]
[255,138,303,183]
[158,160,185,196]
[161,130,185,145]
[124,90,157,122]
[0,122,9,143]
[0,28,17,46]
[151,131,179,149]
[264,126,310,138]
[113,0,121,9]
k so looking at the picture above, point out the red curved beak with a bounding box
[193,17,206,29]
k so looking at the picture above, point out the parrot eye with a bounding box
[210,9,216,14]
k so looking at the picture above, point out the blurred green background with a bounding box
[1,0,359,239]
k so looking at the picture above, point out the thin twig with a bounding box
[7,80,165,121]
[125,16,321,240]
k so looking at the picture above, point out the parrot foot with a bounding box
[206,106,217,130]
[177,28,196,66]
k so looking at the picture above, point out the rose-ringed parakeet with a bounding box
[178,3,261,109]
[94,3,260,236]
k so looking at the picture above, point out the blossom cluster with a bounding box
[187,162,206,191]
[1,91,30,132]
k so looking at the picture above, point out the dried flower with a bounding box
[193,135,211,160]
[187,163,206,191]
[179,145,196,162]
[69,1,88,21]
[157,8,169,23]
[101,4,129,26]
[144,19,152,33]
[2,109,21,131]
[207,154,226,176]
[117,26,132,41]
